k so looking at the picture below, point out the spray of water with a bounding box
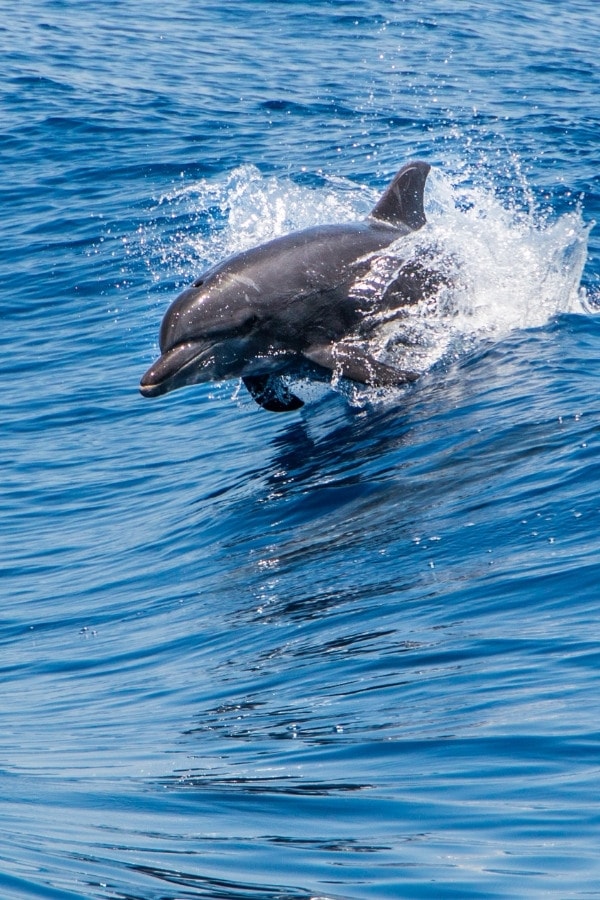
[157,163,592,404]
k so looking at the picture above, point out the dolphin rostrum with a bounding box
[140,160,434,412]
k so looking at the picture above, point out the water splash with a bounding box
[155,163,592,402]
[367,166,592,380]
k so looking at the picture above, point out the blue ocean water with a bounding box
[1,1,599,897]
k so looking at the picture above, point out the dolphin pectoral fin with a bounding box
[242,375,304,413]
[304,343,419,387]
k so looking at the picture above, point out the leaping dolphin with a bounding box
[140,160,434,412]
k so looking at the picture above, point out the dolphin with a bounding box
[140,160,434,412]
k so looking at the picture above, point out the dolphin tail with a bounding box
[242,374,305,413]
[370,160,431,231]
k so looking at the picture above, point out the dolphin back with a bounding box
[369,160,430,231]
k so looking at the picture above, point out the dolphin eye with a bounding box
[193,277,204,287]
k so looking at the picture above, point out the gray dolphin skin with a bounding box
[140,160,433,412]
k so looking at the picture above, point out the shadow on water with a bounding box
[263,401,412,500]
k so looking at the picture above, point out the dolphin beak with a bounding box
[139,368,168,397]
[139,341,211,397]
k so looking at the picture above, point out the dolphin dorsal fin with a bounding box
[370,160,431,231]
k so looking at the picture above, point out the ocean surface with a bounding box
[2,2,599,898]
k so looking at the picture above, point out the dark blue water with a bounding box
[2,2,599,898]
